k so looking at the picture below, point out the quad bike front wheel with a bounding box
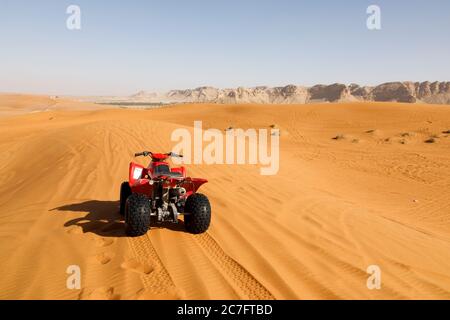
[119,182,131,216]
[125,193,151,237]
[184,193,211,234]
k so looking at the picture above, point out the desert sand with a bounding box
[1,94,450,300]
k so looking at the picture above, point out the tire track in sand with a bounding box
[128,231,274,299]
[194,233,275,300]
[127,234,177,295]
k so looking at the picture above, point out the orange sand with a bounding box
[1,94,450,299]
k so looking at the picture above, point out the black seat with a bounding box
[153,164,183,178]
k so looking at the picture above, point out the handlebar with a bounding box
[168,152,183,158]
[134,151,183,158]
[134,151,151,157]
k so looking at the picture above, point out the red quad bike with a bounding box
[120,151,211,236]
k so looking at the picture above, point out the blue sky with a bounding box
[0,0,449,95]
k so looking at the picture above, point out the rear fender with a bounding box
[183,178,208,196]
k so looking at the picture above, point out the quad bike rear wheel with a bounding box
[119,182,131,216]
[125,193,151,237]
[184,193,211,234]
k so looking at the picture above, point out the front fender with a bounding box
[129,162,146,186]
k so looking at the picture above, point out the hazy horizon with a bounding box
[1,0,450,96]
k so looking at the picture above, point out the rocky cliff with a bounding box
[130,81,450,105]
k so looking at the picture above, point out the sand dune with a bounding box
[1,95,450,299]
[0,94,107,116]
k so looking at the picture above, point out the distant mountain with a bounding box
[122,81,450,105]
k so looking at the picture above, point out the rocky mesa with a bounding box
[128,81,450,105]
